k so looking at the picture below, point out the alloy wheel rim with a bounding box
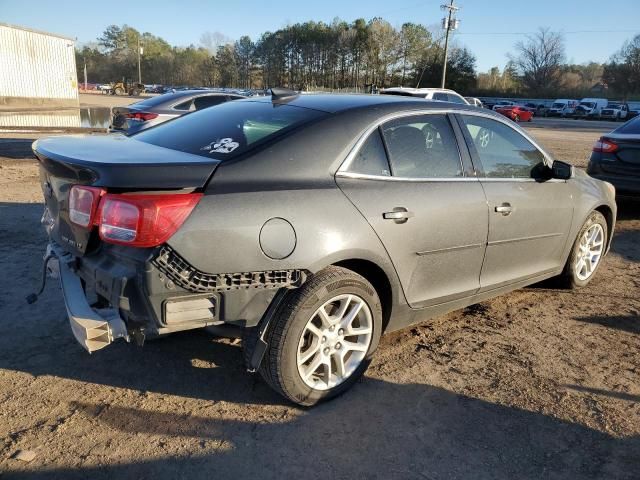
[574,223,604,281]
[296,294,373,391]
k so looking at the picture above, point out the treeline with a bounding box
[75,19,476,92]
[76,22,640,99]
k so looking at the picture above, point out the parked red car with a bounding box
[495,105,533,122]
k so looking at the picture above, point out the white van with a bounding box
[573,98,608,119]
[546,99,579,117]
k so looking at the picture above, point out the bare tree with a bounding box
[199,31,232,55]
[510,27,565,95]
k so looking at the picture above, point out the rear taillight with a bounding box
[69,186,105,228]
[126,112,159,122]
[98,193,202,247]
[593,138,619,154]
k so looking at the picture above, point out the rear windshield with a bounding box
[614,116,640,134]
[133,100,327,159]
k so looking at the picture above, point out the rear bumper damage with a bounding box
[49,244,129,353]
[42,241,308,354]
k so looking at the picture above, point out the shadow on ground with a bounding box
[0,138,37,159]
[2,378,639,479]
[1,200,640,479]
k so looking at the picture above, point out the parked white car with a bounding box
[491,100,518,111]
[600,102,630,121]
[546,99,579,117]
[573,98,608,119]
[380,87,469,105]
[465,97,484,108]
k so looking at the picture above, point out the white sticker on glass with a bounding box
[201,138,240,154]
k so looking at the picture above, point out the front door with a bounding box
[457,114,574,290]
[337,113,488,308]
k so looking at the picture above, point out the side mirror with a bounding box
[551,160,573,180]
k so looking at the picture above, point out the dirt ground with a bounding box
[0,126,638,479]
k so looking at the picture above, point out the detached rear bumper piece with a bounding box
[54,248,129,353]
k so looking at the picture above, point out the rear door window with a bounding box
[345,129,391,176]
[433,92,449,102]
[134,100,327,160]
[173,99,195,111]
[381,114,463,178]
[193,95,227,110]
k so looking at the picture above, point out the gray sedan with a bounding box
[110,90,246,134]
[34,93,616,406]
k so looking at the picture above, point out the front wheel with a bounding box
[559,211,607,288]
[258,266,382,406]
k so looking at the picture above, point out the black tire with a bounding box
[558,210,608,289]
[114,87,124,96]
[258,266,382,406]
[514,114,520,122]
[130,88,140,96]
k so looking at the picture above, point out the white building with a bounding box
[0,23,79,109]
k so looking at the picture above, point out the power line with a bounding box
[456,29,638,36]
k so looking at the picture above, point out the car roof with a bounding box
[247,93,476,114]
[380,87,461,95]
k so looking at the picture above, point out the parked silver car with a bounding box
[33,92,616,405]
[110,90,246,134]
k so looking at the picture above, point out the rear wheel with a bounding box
[559,211,607,288]
[258,266,382,406]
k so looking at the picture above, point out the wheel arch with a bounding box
[332,258,394,333]
[594,204,615,252]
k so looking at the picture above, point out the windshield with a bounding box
[134,99,328,159]
[608,103,621,109]
[580,102,596,108]
[552,102,566,108]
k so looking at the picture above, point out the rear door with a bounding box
[456,113,573,290]
[336,112,488,308]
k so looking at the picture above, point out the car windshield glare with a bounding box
[133,100,327,159]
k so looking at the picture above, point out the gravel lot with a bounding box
[0,122,638,479]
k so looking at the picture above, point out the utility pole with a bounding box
[440,0,460,88]
[137,36,143,84]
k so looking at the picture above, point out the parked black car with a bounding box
[587,115,640,196]
[110,90,246,134]
[33,92,616,406]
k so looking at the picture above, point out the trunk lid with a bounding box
[599,134,640,175]
[34,134,219,255]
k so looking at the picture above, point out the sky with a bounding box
[1,0,639,71]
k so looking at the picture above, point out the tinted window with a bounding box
[447,93,467,104]
[174,99,194,111]
[615,115,640,134]
[346,129,391,176]
[433,92,449,101]
[460,115,545,178]
[193,95,226,110]
[381,114,462,178]
[134,100,327,159]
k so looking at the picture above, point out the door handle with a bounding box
[383,208,414,223]
[494,203,513,216]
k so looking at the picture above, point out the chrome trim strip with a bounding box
[488,232,564,246]
[337,108,554,176]
[416,242,484,256]
[335,171,479,182]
